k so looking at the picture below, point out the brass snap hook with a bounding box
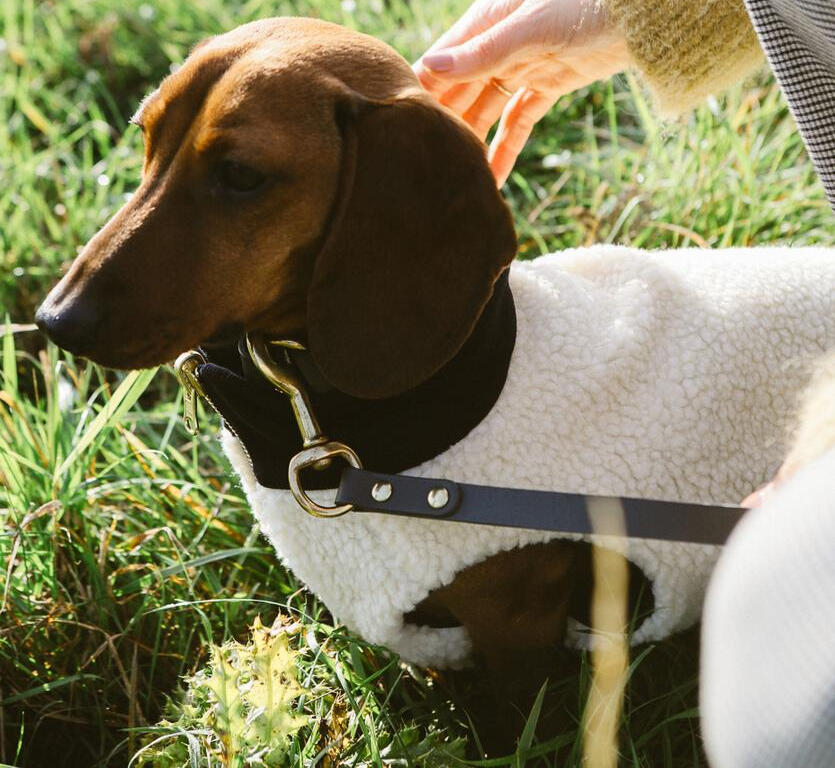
[246,333,325,448]
[245,332,363,518]
[174,349,208,435]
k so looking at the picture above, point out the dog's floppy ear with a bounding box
[306,90,517,400]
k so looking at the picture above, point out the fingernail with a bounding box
[422,52,454,72]
[741,482,775,508]
[741,490,762,509]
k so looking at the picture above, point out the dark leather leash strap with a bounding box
[186,338,749,546]
[336,467,748,545]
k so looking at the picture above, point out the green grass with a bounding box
[1,0,833,765]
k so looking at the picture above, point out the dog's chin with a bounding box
[68,322,246,370]
[201,322,244,348]
[77,347,178,371]
[75,337,197,371]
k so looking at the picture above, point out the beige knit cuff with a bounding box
[606,0,765,115]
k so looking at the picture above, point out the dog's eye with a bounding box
[216,161,267,194]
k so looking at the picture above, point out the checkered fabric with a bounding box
[745,0,835,209]
[699,5,835,768]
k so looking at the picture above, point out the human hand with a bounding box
[414,0,631,186]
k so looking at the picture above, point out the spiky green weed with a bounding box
[133,616,307,768]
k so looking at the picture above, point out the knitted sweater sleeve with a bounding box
[700,447,835,768]
[605,0,765,114]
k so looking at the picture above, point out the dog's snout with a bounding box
[35,299,100,356]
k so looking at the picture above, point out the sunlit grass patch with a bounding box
[0,325,278,763]
[507,75,831,257]
[0,333,704,765]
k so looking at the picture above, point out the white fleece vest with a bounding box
[223,246,835,668]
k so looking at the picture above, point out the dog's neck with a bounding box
[197,270,516,489]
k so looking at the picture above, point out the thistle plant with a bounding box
[133,616,308,768]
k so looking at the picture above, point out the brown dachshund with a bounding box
[37,17,600,701]
[36,17,513,398]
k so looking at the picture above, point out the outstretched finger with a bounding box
[488,88,555,186]
[741,482,776,509]
[461,80,515,140]
[439,81,486,118]
[420,9,530,84]
[418,0,525,67]
[414,62,444,94]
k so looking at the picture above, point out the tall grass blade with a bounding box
[53,367,158,482]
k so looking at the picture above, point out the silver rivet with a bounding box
[427,487,449,509]
[371,482,393,502]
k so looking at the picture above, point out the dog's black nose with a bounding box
[35,300,99,356]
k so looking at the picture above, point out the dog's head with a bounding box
[36,17,516,399]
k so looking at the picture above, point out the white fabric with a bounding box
[701,447,835,768]
[223,246,835,668]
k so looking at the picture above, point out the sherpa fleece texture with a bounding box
[222,246,835,669]
[606,0,764,115]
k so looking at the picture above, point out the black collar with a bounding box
[194,270,516,489]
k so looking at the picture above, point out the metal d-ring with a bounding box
[288,441,362,518]
[245,332,362,518]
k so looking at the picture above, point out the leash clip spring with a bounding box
[246,332,362,518]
